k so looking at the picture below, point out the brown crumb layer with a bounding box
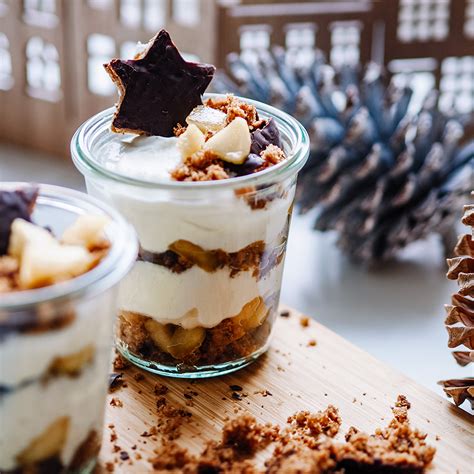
[205,95,260,129]
[118,307,273,368]
[145,396,434,474]
[170,144,287,183]
[138,240,272,278]
[171,150,230,182]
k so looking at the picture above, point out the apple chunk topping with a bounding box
[204,117,251,164]
[3,214,110,292]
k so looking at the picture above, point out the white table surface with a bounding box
[0,142,470,407]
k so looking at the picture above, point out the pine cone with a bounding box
[438,204,474,409]
[214,50,474,263]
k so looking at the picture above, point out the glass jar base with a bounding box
[116,341,270,379]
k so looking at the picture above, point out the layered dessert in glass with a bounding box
[0,184,136,473]
[72,30,309,377]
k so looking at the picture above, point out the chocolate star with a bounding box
[0,186,39,255]
[104,30,215,137]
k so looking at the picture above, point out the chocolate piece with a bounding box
[109,373,123,391]
[0,186,38,255]
[104,30,215,137]
[225,153,264,177]
[250,118,281,156]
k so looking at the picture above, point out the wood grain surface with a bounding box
[98,306,473,473]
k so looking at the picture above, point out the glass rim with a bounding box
[71,93,310,191]
[0,183,137,311]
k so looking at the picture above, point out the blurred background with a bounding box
[0,0,473,403]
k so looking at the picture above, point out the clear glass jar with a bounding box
[0,183,137,474]
[71,94,310,378]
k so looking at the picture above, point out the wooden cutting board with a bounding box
[98,306,473,473]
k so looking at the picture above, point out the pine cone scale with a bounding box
[446,326,474,349]
[446,256,474,279]
[452,351,474,366]
[444,304,474,327]
[454,234,474,257]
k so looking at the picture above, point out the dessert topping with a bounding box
[1,205,110,292]
[0,186,38,255]
[11,219,95,290]
[104,30,215,137]
[61,214,110,250]
[103,30,289,181]
[204,117,251,165]
[251,118,282,155]
[205,95,259,128]
[185,105,227,134]
[176,124,205,159]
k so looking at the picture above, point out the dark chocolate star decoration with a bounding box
[104,30,215,137]
[0,186,39,255]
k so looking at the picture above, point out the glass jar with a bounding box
[72,95,310,378]
[0,183,137,474]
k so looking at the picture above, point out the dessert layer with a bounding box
[138,240,265,277]
[0,291,114,387]
[0,358,107,471]
[87,175,294,254]
[104,135,182,182]
[119,296,275,366]
[118,261,284,329]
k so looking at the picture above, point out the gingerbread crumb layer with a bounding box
[143,396,435,474]
[138,239,267,278]
[205,95,260,129]
[170,144,286,183]
[171,149,230,182]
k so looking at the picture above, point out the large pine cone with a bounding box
[214,49,474,263]
[439,204,474,409]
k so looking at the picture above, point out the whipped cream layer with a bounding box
[104,135,182,183]
[0,357,108,471]
[119,261,284,329]
[0,291,115,386]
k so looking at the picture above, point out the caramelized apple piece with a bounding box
[144,319,174,352]
[16,417,70,465]
[177,123,205,158]
[61,215,110,250]
[186,105,227,134]
[19,240,94,289]
[8,219,54,259]
[168,326,205,359]
[204,117,251,164]
[145,319,205,359]
[9,218,95,289]
[48,345,95,376]
[169,240,224,272]
[233,297,268,331]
